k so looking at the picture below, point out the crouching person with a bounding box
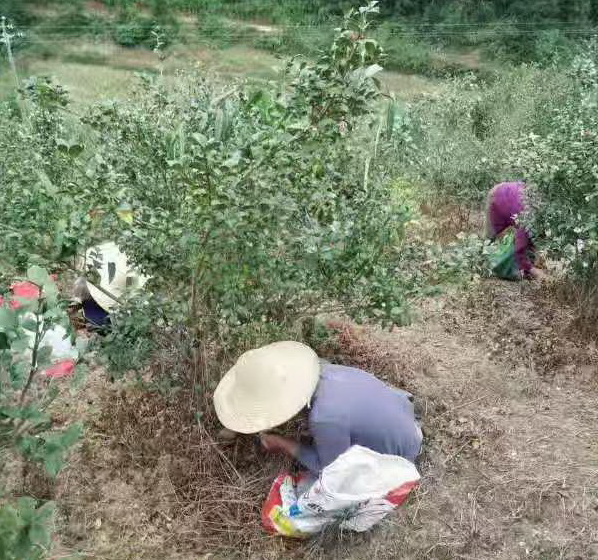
[213,341,423,536]
[73,241,149,329]
[486,182,548,281]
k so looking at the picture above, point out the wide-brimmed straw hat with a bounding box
[85,242,149,312]
[213,341,321,434]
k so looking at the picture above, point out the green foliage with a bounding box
[0,77,119,270]
[484,25,577,66]
[113,9,178,48]
[60,3,428,375]
[507,43,598,279]
[0,269,84,560]
[0,498,54,560]
[253,25,334,59]
[0,0,37,25]
[196,14,260,49]
[1,4,428,378]
[84,5,413,341]
[113,16,155,47]
[99,296,163,375]
[399,67,574,206]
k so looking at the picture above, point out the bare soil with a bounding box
[50,279,598,559]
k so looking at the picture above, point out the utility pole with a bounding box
[1,16,20,89]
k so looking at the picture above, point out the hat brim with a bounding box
[213,342,320,434]
[87,282,122,312]
[84,242,148,312]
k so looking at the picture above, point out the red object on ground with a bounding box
[261,473,289,534]
[2,278,76,380]
[385,479,420,506]
[11,281,41,300]
[43,359,76,379]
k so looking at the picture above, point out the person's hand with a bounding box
[259,433,299,458]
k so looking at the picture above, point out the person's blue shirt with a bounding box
[297,364,423,474]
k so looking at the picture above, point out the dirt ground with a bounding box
[49,278,598,560]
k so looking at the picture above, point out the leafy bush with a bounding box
[485,25,577,66]
[375,23,433,75]
[196,13,259,49]
[508,44,598,278]
[113,15,156,47]
[113,4,179,48]
[400,66,575,207]
[0,268,84,560]
[0,0,36,25]
[0,3,427,378]
[92,4,413,347]
[0,77,110,270]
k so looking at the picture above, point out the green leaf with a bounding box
[21,318,39,332]
[26,266,50,288]
[36,345,53,368]
[42,424,83,477]
[25,500,55,550]
[9,360,31,388]
[0,307,18,331]
[43,281,59,307]
[11,335,31,354]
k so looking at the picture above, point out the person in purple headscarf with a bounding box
[486,182,547,280]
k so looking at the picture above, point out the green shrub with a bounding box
[112,5,179,48]
[88,4,414,342]
[114,15,155,47]
[0,77,104,269]
[484,25,578,66]
[375,23,433,75]
[195,13,258,49]
[0,3,429,384]
[508,44,598,278]
[400,66,575,206]
[0,0,36,25]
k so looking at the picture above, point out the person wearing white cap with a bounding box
[73,242,149,327]
[213,341,423,475]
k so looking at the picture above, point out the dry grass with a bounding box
[55,384,288,558]
[42,280,598,560]
[548,276,598,343]
[50,333,296,559]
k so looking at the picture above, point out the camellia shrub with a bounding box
[507,43,598,281]
[0,3,424,369]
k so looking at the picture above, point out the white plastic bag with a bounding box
[262,445,420,537]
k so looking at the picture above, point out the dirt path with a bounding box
[335,280,598,560]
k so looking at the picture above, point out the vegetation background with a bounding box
[0,1,596,559]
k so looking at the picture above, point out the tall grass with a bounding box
[397,65,575,207]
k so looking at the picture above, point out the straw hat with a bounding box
[213,341,321,434]
[85,242,149,312]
